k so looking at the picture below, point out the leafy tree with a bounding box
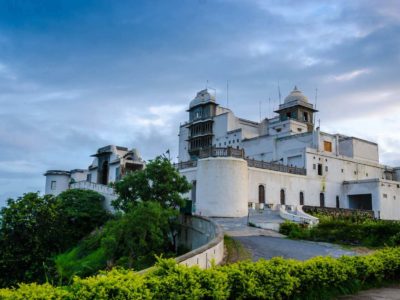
[112,156,192,212]
[57,189,111,245]
[55,201,177,280]
[0,193,65,287]
[0,190,110,287]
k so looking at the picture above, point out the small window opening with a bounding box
[318,164,323,176]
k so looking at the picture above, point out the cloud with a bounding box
[331,69,371,82]
[0,0,399,206]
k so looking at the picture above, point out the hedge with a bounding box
[279,219,400,247]
[1,247,400,299]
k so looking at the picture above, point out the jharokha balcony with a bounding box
[175,147,307,176]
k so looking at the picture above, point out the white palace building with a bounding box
[45,87,400,220]
[176,87,400,220]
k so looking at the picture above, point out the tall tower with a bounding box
[187,89,218,159]
[274,86,318,132]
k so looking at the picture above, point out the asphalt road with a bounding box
[233,235,356,261]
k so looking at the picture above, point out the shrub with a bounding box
[2,247,400,299]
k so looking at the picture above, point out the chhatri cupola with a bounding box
[187,89,218,158]
[274,86,318,132]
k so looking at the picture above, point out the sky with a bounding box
[0,0,399,205]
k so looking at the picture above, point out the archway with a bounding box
[101,161,109,185]
[258,185,265,204]
[280,189,285,205]
[320,193,325,207]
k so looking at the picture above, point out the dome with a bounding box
[189,89,216,109]
[284,86,308,104]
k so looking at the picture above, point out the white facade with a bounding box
[178,88,400,220]
[44,145,145,197]
[44,170,72,196]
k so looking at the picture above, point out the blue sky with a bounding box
[0,0,399,205]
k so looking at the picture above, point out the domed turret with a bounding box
[189,89,216,109]
[284,86,308,104]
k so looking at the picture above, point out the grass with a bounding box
[223,235,252,264]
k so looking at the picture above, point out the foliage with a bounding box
[112,156,192,212]
[56,189,111,246]
[0,190,110,288]
[3,247,400,299]
[279,218,400,247]
[55,201,178,282]
[303,206,374,223]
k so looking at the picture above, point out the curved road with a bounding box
[213,215,356,261]
[234,235,355,261]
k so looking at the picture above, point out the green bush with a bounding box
[2,247,400,299]
[54,201,178,282]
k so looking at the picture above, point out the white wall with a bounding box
[70,171,88,182]
[196,157,248,217]
[45,174,70,196]
[379,180,400,220]
[178,125,190,162]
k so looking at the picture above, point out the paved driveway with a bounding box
[234,235,356,261]
[212,215,356,261]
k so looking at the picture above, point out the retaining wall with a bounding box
[176,215,224,268]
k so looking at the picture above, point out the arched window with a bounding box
[101,161,109,185]
[336,196,340,208]
[300,192,304,205]
[280,189,285,205]
[258,185,265,204]
[320,193,325,207]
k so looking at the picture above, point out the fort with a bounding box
[45,87,400,220]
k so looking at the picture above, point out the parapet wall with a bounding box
[176,215,224,268]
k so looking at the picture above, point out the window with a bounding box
[324,141,332,152]
[303,112,309,122]
[237,139,239,143]
[341,169,344,173]
[87,174,92,182]
[51,181,56,190]
[320,193,325,207]
[383,194,388,198]
[297,128,302,132]
[276,128,281,133]
[325,166,328,172]
[336,196,340,208]
[313,164,316,170]
[318,164,323,176]
[300,192,304,205]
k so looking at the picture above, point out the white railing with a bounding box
[70,181,117,196]
[279,205,319,225]
[70,181,117,212]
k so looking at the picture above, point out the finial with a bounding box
[294,85,298,91]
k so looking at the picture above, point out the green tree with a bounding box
[57,189,111,245]
[112,156,192,212]
[0,190,110,287]
[55,201,177,280]
[0,193,64,287]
